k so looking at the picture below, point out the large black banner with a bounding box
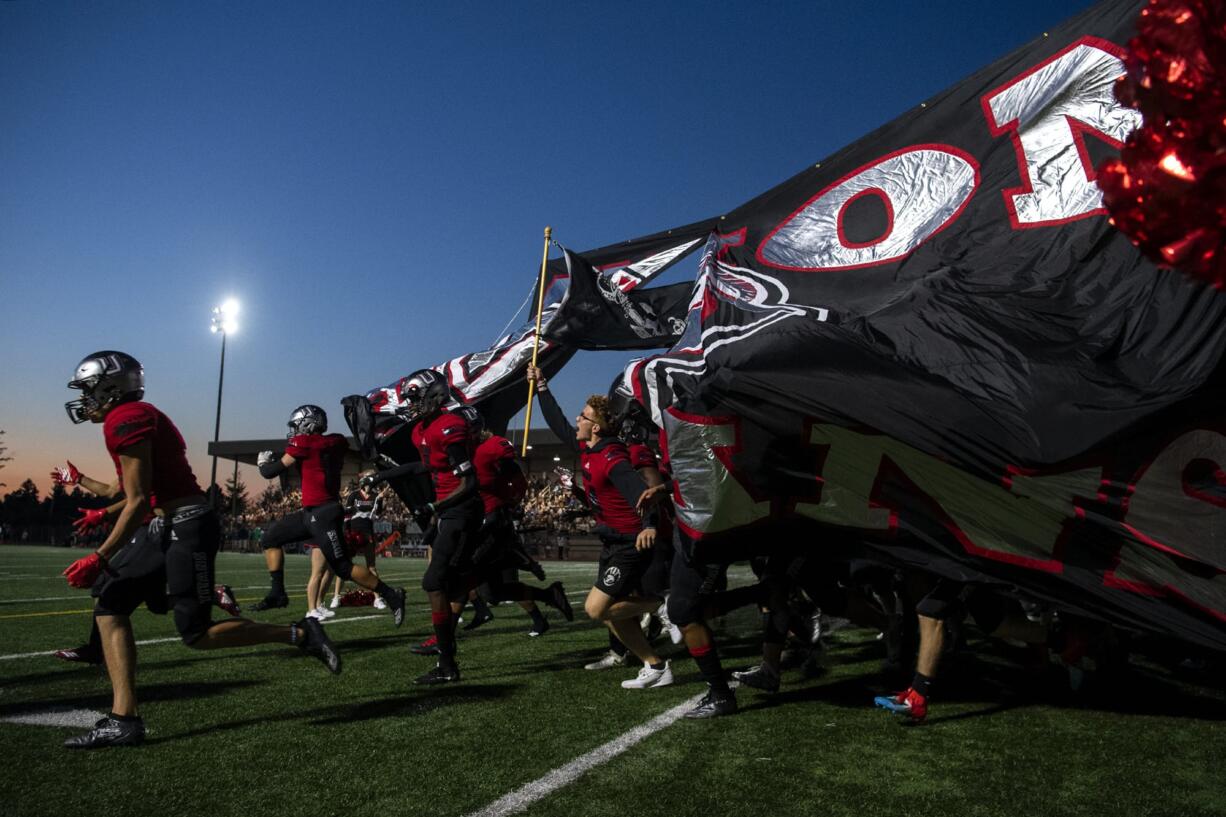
[626,0,1226,649]
[543,248,695,351]
[365,217,716,433]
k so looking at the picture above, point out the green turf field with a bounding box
[2,545,1223,817]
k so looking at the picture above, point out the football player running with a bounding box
[256,405,407,625]
[59,352,340,749]
[394,370,482,684]
[527,366,672,690]
[451,404,573,634]
[605,373,740,716]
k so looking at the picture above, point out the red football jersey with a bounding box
[628,443,658,471]
[473,435,527,514]
[103,401,202,509]
[285,433,349,507]
[580,438,642,535]
[411,410,474,501]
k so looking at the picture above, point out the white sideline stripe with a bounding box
[0,614,386,661]
[1,706,106,729]
[463,692,707,817]
[1,586,591,606]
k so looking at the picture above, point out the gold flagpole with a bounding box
[521,226,552,457]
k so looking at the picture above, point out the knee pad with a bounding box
[422,564,445,594]
[317,540,355,581]
[668,591,702,628]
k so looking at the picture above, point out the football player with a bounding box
[604,373,739,716]
[256,405,407,625]
[59,352,340,749]
[450,404,573,634]
[527,367,671,690]
[396,370,480,684]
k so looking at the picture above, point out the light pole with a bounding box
[209,299,240,506]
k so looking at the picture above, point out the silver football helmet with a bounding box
[65,351,145,424]
[288,404,327,437]
[606,373,649,444]
[395,369,450,422]
[453,404,485,435]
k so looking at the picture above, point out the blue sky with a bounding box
[0,0,1101,493]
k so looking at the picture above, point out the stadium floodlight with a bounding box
[210,298,240,335]
[208,298,241,498]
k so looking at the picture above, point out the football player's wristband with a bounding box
[94,551,118,577]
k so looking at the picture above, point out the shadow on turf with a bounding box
[0,680,263,720]
[727,639,1226,723]
[141,683,521,745]
[309,682,521,724]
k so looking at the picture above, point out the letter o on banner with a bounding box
[757,145,979,272]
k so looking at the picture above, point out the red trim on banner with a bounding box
[756,144,980,273]
[981,36,1128,231]
[836,187,895,251]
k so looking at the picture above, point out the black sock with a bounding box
[690,643,730,695]
[650,661,666,671]
[374,580,396,599]
[912,672,934,697]
[270,569,285,595]
[432,611,456,659]
[110,712,141,722]
[609,632,628,657]
[529,607,548,629]
[88,620,102,652]
[472,596,492,618]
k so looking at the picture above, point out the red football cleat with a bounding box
[214,584,241,616]
[873,687,928,721]
[411,635,440,655]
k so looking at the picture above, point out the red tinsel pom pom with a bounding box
[339,589,375,607]
[1098,0,1226,287]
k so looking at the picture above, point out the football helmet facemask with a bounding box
[396,369,450,422]
[65,351,145,424]
[288,404,328,437]
[606,373,650,444]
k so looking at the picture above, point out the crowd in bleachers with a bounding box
[520,475,591,533]
[222,477,591,552]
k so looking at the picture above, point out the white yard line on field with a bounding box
[0,707,106,729]
[462,691,707,817]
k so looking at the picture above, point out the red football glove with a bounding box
[51,461,82,487]
[63,552,111,589]
[73,508,108,535]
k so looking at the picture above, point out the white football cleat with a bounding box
[658,599,682,644]
[621,660,673,689]
[584,650,626,671]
